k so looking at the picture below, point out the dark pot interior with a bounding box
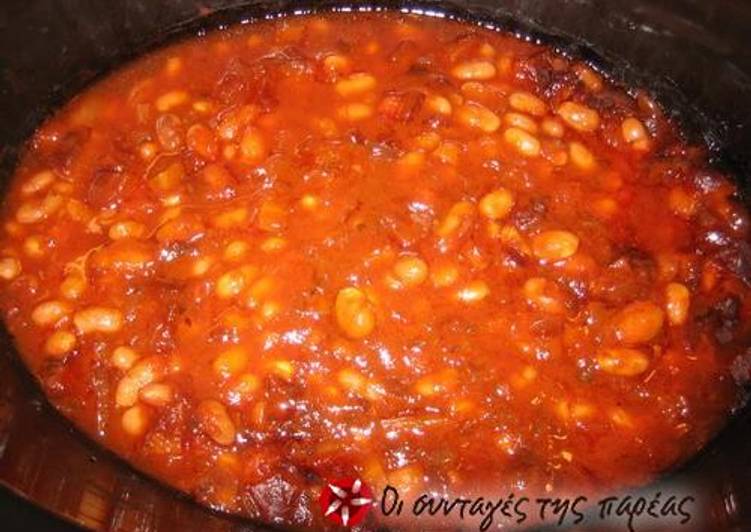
[0,1,750,530]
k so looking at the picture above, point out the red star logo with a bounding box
[319,477,374,527]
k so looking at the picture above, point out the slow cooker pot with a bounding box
[0,1,749,530]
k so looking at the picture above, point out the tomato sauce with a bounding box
[1,12,750,529]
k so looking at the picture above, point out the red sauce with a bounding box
[1,12,750,529]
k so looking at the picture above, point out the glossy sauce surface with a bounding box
[1,12,750,529]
